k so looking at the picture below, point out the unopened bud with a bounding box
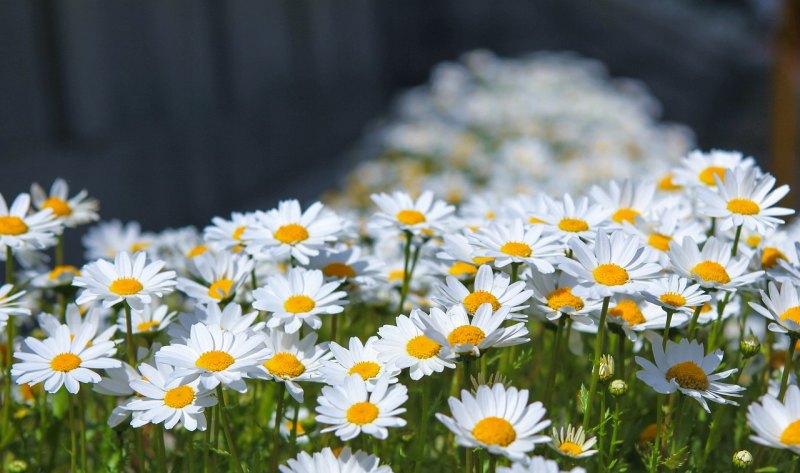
[609,379,627,396]
[732,450,752,469]
[599,354,614,383]
[740,336,761,359]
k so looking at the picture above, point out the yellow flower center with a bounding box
[691,261,730,284]
[558,218,589,233]
[130,242,149,252]
[283,295,316,313]
[405,335,441,359]
[746,235,762,247]
[780,420,800,446]
[388,270,405,282]
[232,226,246,241]
[449,261,477,276]
[0,216,28,235]
[136,320,160,332]
[665,361,709,390]
[109,278,143,296]
[762,247,787,269]
[592,264,629,286]
[609,300,645,326]
[726,198,760,215]
[780,307,800,324]
[657,174,681,191]
[699,166,726,186]
[50,353,81,372]
[396,210,426,225]
[348,361,381,380]
[207,278,234,300]
[612,208,640,224]
[463,291,501,314]
[49,265,79,280]
[195,350,234,372]
[659,292,687,307]
[187,245,208,258]
[559,441,583,456]
[346,402,379,425]
[163,385,195,409]
[264,352,305,378]
[447,325,486,347]
[322,262,356,279]
[471,417,516,447]
[546,287,584,312]
[42,197,72,217]
[472,257,495,265]
[499,241,531,258]
[648,233,672,252]
[274,224,309,245]
[529,216,546,224]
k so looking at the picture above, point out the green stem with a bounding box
[779,333,798,401]
[463,358,474,472]
[583,296,611,431]
[188,430,195,473]
[544,316,566,407]
[488,456,497,473]
[397,231,413,313]
[5,246,13,285]
[155,424,167,473]
[1,249,13,472]
[663,310,674,350]
[216,386,245,473]
[123,302,136,367]
[731,225,742,257]
[608,397,622,463]
[650,394,664,473]
[204,408,212,473]
[510,262,520,283]
[270,384,287,473]
[78,394,87,472]
[686,305,704,340]
[414,381,431,473]
[289,399,301,458]
[670,396,686,456]
[56,232,64,266]
[617,331,626,380]
[69,393,77,473]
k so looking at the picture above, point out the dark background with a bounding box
[1,0,794,236]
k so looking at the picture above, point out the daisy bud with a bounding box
[732,450,752,469]
[609,379,627,397]
[739,336,761,359]
[599,354,614,383]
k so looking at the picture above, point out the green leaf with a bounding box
[662,447,689,470]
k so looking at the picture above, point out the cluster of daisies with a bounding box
[327,50,693,211]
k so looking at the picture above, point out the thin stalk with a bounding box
[397,231,413,313]
[123,302,136,367]
[188,430,195,473]
[686,305,704,340]
[650,394,664,473]
[331,315,338,344]
[670,396,686,456]
[216,386,245,473]
[779,333,798,401]
[663,310,674,350]
[1,248,14,444]
[617,331,626,380]
[69,393,77,473]
[56,232,64,266]
[731,224,743,257]
[155,425,167,473]
[544,316,566,407]
[583,296,611,431]
[204,408,212,473]
[598,390,607,472]
[289,400,301,457]
[270,384,287,473]
[489,456,497,473]
[78,394,87,472]
[413,381,431,473]
[608,397,622,462]
[463,358,474,472]
[510,262,520,283]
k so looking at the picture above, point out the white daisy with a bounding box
[38,304,115,344]
[436,383,551,461]
[320,336,400,389]
[252,267,347,334]
[750,281,800,335]
[306,245,383,287]
[316,373,407,441]
[539,194,611,243]
[30,178,99,228]
[244,200,343,265]
[642,275,711,315]
[115,302,176,335]
[12,324,120,394]
[279,447,392,473]
[203,211,255,252]
[436,233,493,279]
[605,298,684,340]
[417,305,529,357]
[74,251,177,311]
[30,264,81,289]
[529,272,600,325]
[635,336,745,412]
[624,208,706,264]
[559,230,662,299]
[155,323,268,393]
[370,190,454,237]
[747,384,800,454]
[82,220,153,261]
[126,362,217,431]
[550,425,598,458]
[589,178,656,225]
[672,149,754,188]
[669,236,763,290]
[468,219,562,272]
[0,284,30,331]
[177,251,253,304]
[0,193,60,249]
[374,313,456,380]
[168,302,263,342]
[499,456,586,473]
[250,328,330,402]
[434,264,533,321]
[272,406,312,444]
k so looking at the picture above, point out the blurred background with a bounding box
[1,0,798,233]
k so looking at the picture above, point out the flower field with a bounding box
[2,53,799,473]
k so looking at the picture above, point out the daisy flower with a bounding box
[272,406,312,444]
[436,383,551,461]
[529,272,600,325]
[642,275,711,315]
[38,304,115,344]
[559,230,662,299]
[539,194,611,243]
[698,166,793,233]
[669,236,762,290]
[750,281,800,335]
[605,298,685,340]
[748,384,800,454]
[30,264,81,289]
[155,323,268,393]
[417,305,529,357]
[0,193,60,249]
[469,219,562,272]
[250,329,330,402]
[0,284,30,330]
[625,208,706,264]
[436,233,493,279]
[550,425,598,458]
[498,456,586,473]
[168,302,263,341]
[116,303,176,335]
[589,178,656,225]
[203,211,255,252]
[434,264,533,321]
[74,251,177,311]
[30,178,99,227]
[82,220,153,260]
[370,190,455,236]
[320,336,400,389]
[635,336,745,412]
[306,246,383,287]
[279,447,392,473]
[177,251,253,303]
[316,373,407,441]
[252,267,347,334]
[12,324,120,394]
[374,313,456,380]
[126,362,217,431]
[672,149,754,188]
[244,200,343,265]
